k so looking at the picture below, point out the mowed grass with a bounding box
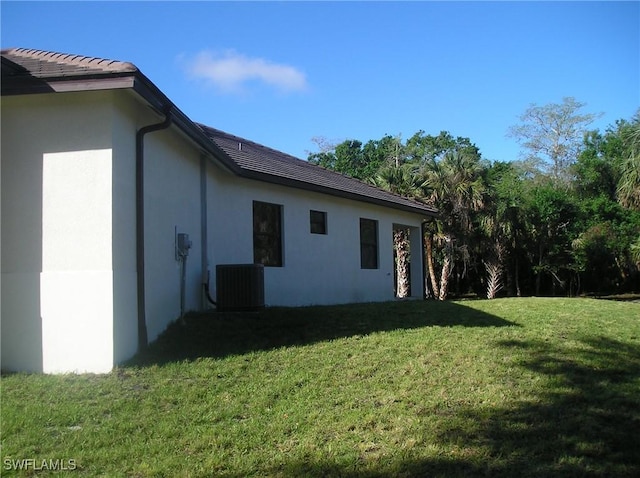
[2,298,639,477]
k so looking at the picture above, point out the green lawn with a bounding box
[2,298,639,477]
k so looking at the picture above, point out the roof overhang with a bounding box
[1,74,135,95]
[239,169,436,217]
[1,48,438,219]
[1,60,241,176]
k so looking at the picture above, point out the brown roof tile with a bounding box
[1,48,136,78]
[198,125,437,216]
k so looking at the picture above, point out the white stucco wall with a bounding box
[2,89,208,372]
[1,92,118,373]
[142,127,203,342]
[207,169,426,307]
[41,149,114,373]
[2,87,427,374]
[110,94,139,365]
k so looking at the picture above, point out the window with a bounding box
[310,210,327,234]
[253,201,283,267]
[360,218,378,269]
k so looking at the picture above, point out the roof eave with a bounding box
[1,73,136,96]
[130,74,242,175]
[239,169,438,217]
[0,51,438,218]
[0,67,242,176]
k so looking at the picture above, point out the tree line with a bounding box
[308,98,640,299]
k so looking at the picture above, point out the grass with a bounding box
[1,298,639,477]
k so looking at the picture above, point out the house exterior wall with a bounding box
[207,168,426,307]
[1,92,117,373]
[140,123,203,342]
[2,87,427,374]
[40,148,114,373]
[0,90,201,373]
[110,94,142,365]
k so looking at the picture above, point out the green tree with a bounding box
[573,129,623,201]
[480,161,528,298]
[571,115,640,293]
[420,150,485,300]
[372,163,423,298]
[631,237,640,265]
[524,183,579,296]
[307,139,365,178]
[571,195,640,293]
[406,130,479,164]
[617,118,640,210]
[405,130,483,299]
[308,135,404,181]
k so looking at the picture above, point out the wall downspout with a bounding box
[199,154,208,310]
[136,109,172,352]
[200,153,218,308]
[421,220,429,300]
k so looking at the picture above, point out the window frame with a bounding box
[309,210,328,235]
[253,200,283,267]
[359,218,379,269]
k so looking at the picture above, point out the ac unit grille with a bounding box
[216,264,265,312]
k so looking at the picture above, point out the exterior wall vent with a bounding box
[216,264,265,312]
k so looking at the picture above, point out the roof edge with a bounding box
[1,47,437,218]
[239,168,437,217]
[1,47,138,74]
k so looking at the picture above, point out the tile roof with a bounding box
[1,48,136,78]
[1,47,437,217]
[199,125,437,215]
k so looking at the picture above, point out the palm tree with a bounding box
[420,151,485,300]
[480,162,528,298]
[617,121,640,210]
[479,213,512,299]
[372,162,420,197]
[372,163,422,298]
[423,219,441,299]
[631,236,640,266]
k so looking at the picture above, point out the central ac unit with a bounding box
[216,264,265,312]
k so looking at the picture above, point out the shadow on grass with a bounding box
[432,335,639,478]
[128,300,515,367]
[123,301,640,477]
[459,335,640,477]
[228,337,640,478]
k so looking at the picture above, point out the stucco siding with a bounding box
[1,92,116,373]
[1,87,428,374]
[1,96,45,372]
[143,128,203,342]
[206,171,426,307]
[110,94,141,365]
[41,149,114,373]
[0,274,43,372]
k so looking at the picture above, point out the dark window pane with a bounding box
[310,210,327,234]
[253,201,282,267]
[360,218,378,269]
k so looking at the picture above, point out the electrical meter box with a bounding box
[176,232,192,259]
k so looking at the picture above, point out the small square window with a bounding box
[310,210,327,235]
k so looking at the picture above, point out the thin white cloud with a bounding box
[184,50,308,95]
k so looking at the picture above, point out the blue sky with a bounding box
[2,1,638,163]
